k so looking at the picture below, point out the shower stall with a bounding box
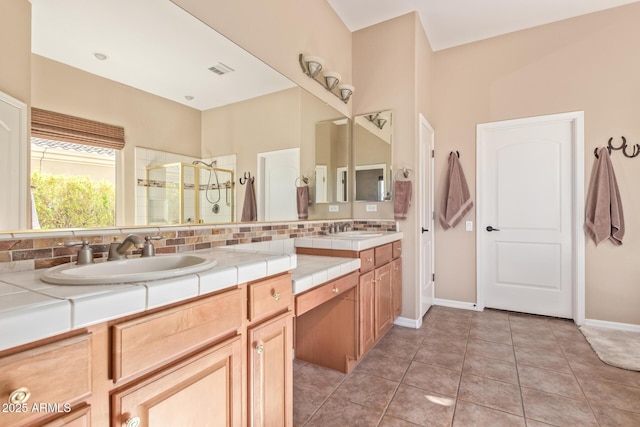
[145,162,234,225]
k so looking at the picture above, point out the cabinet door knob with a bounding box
[397,247,402,252]
[367,258,373,262]
[272,291,281,301]
[125,417,141,427]
[332,287,339,294]
[9,387,30,404]
[256,344,264,354]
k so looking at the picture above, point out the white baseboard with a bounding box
[434,298,481,311]
[583,318,640,333]
[394,316,422,329]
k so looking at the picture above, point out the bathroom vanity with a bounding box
[0,229,402,426]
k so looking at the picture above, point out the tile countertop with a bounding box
[0,247,297,352]
[292,255,361,295]
[294,231,403,252]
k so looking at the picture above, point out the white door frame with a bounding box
[417,114,435,322]
[476,111,585,325]
[0,90,28,230]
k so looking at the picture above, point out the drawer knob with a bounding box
[397,247,402,252]
[125,416,141,427]
[256,344,264,354]
[332,287,339,294]
[367,258,373,262]
[9,387,30,404]
[272,291,281,301]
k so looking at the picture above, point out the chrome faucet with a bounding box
[334,222,353,233]
[108,234,145,261]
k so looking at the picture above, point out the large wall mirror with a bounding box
[2,0,350,233]
[353,111,393,202]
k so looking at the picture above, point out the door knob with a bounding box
[486,226,500,232]
[421,227,429,233]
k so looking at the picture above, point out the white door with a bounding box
[314,165,327,203]
[0,91,28,230]
[477,112,584,319]
[419,115,435,319]
[258,148,299,221]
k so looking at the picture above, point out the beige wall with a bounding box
[432,3,640,325]
[352,13,435,320]
[31,55,202,225]
[0,0,30,102]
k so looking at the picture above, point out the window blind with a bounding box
[31,107,125,150]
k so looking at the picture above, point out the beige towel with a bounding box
[584,147,624,245]
[440,153,473,230]
[393,181,412,220]
[297,186,309,220]
[241,179,257,222]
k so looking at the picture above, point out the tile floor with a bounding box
[293,305,640,426]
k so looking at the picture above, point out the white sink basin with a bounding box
[41,254,217,285]
[335,231,383,238]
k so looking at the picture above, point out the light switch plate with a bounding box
[465,221,473,231]
[329,205,339,212]
[366,205,377,212]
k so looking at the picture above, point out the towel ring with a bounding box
[295,176,309,187]
[394,168,412,180]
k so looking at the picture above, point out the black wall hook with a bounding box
[449,151,460,158]
[594,136,640,159]
[239,172,254,185]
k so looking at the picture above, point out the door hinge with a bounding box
[432,211,435,220]
[431,149,435,158]
[432,273,435,281]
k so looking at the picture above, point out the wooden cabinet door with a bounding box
[112,336,242,427]
[358,270,375,358]
[248,311,293,427]
[374,263,393,339]
[391,258,402,318]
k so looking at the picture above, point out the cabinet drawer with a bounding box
[0,334,91,427]
[392,240,402,259]
[295,271,359,316]
[375,244,392,266]
[359,248,375,273]
[112,288,243,383]
[248,273,292,323]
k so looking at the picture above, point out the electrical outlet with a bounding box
[465,221,473,231]
[366,205,377,212]
[329,205,339,212]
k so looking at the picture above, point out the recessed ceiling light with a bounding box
[184,96,194,101]
[94,52,108,61]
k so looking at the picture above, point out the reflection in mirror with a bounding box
[314,119,350,203]
[353,111,393,202]
[2,0,351,233]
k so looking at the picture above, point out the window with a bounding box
[30,108,124,229]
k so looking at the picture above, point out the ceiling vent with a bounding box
[208,62,235,75]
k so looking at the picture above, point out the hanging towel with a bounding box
[440,153,473,230]
[584,148,624,245]
[393,181,412,220]
[297,186,310,220]
[241,179,257,222]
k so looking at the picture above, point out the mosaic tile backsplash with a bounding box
[0,220,397,273]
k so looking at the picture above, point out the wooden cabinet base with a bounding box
[295,287,358,373]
